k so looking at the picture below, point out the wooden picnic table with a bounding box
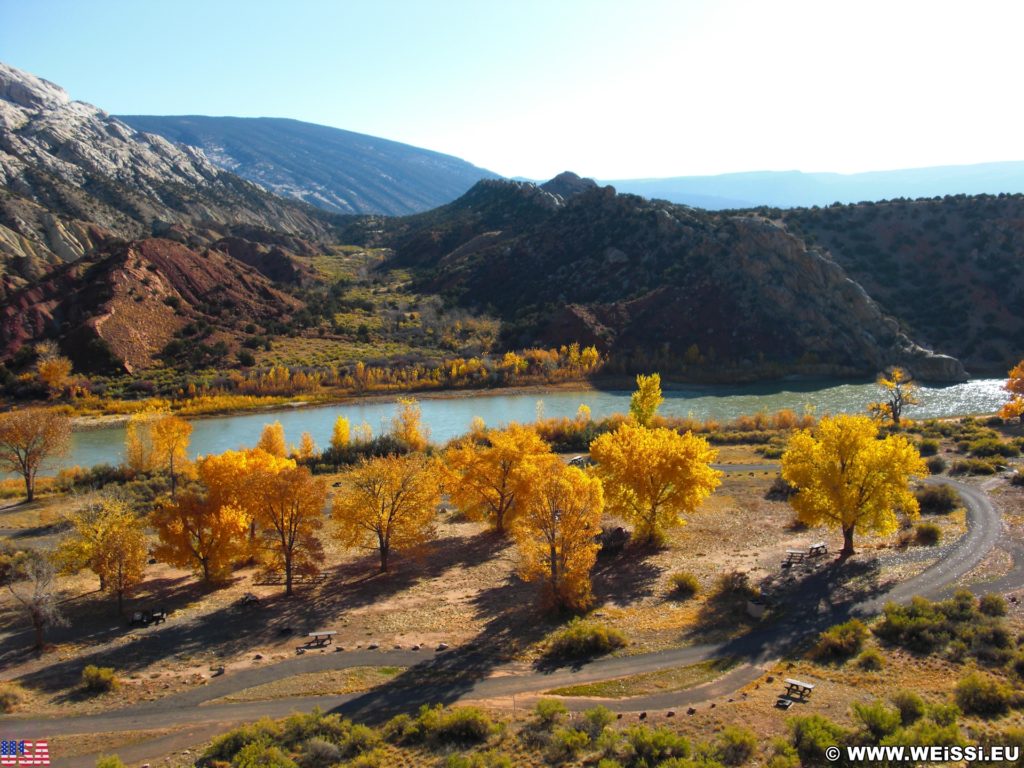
[808,542,828,557]
[783,550,806,566]
[783,678,815,699]
[307,630,337,646]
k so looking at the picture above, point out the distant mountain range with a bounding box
[117,115,499,216]
[607,162,1024,210]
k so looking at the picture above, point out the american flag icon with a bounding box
[0,740,50,766]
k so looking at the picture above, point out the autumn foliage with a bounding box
[590,422,721,545]
[781,414,926,557]
[512,458,604,612]
[443,423,552,534]
[332,453,441,572]
[0,407,71,501]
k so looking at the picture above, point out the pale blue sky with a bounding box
[2,0,1022,179]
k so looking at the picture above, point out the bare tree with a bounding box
[7,550,66,650]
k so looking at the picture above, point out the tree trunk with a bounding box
[169,455,177,500]
[380,544,389,573]
[32,614,44,650]
[24,472,33,502]
[841,526,856,558]
[117,589,123,615]
[285,555,293,597]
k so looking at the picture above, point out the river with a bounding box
[55,378,1009,474]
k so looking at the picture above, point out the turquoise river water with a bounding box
[54,378,1009,473]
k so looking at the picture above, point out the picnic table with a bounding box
[783,678,815,700]
[128,609,167,627]
[808,542,828,557]
[306,630,337,647]
[782,550,806,566]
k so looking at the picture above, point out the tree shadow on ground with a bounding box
[680,557,892,663]
[334,572,557,723]
[590,543,662,607]
[10,530,510,694]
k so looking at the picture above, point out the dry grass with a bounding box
[545,657,738,698]
[209,665,405,704]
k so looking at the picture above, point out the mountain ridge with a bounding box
[116,114,500,216]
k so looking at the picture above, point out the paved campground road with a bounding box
[4,476,1019,767]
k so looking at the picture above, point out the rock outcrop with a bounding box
[0,61,336,281]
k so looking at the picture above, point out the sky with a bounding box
[2,0,1022,180]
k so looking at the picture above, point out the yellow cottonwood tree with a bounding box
[330,416,350,452]
[443,423,551,534]
[151,491,249,584]
[590,422,721,544]
[1000,360,1024,423]
[150,413,193,497]
[296,432,317,461]
[56,497,148,610]
[255,465,326,595]
[332,454,440,572]
[198,448,296,556]
[781,414,927,557]
[256,421,287,457]
[94,517,148,613]
[392,397,429,451]
[629,373,663,427]
[125,411,158,474]
[868,367,920,427]
[36,355,73,398]
[513,458,604,612]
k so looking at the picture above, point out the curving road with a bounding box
[4,476,1019,767]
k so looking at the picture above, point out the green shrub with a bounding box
[926,455,947,474]
[927,702,961,727]
[548,727,590,762]
[788,715,849,766]
[856,648,885,671]
[813,619,868,661]
[533,698,568,728]
[81,665,118,693]
[95,757,126,768]
[623,725,690,766]
[852,701,901,742]
[714,726,757,766]
[917,438,940,456]
[298,738,340,768]
[583,705,615,739]
[346,749,384,768]
[421,706,495,746]
[232,742,297,768]
[380,713,413,744]
[969,438,1020,458]
[954,672,1012,716]
[597,760,625,768]
[204,719,281,762]
[280,710,350,749]
[765,739,800,768]
[890,690,926,725]
[340,724,380,758]
[950,458,999,475]
[915,484,960,513]
[915,522,942,546]
[0,681,24,713]
[445,751,513,768]
[979,593,1008,617]
[669,571,700,599]
[546,619,627,660]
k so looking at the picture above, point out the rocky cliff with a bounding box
[0,61,338,283]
